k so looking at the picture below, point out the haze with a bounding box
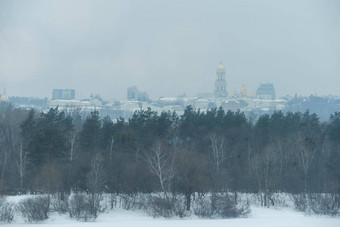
[0,0,339,100]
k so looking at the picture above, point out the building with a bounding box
[1,88,9,102]
[52,89,75,100]
[214,62,228,98]
[230,84,256,100]
[127,86,150,102]
[256,83,276,100]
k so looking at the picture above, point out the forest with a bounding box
[0,102,339,220]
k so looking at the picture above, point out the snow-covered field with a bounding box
[2,206,340,227]
[2,194,340,227]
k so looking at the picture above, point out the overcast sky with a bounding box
[0,0,339,100]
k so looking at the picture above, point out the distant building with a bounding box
[221,100,246,112]
[90,94,103,106]
[120,100,142,111]
[52,89,75,100]
[127,86,150,102]
[1,88,9,102]
[214,62,228,98]
[196,92,213,99]
[156,97,183,107]
[194,98,210,110]
[256,83,276,100]
[230,84,256,100]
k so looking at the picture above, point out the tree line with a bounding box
[0,103,339,210]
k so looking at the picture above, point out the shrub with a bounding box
[69,193,102,221]
[291,193,340,216]
[50,193,69,214]
[194,194,250,218]
[109,193,117,210]
[194,196,213,218]
[172,198,187,218]
[212,194,249,218]
[146,195,188,218]
[0,197,14,223]
[291,194,308,212]
[147,196,174,218]
[146,195,187,218]
[269,193,290,208]
[308,194,339,216]
[120,194,148,210]
[18,196,50,222]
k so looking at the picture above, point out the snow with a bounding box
[3,205,340,227]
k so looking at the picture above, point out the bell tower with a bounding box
[1,88,9,102]
[214,62,227,98]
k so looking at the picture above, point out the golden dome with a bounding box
[240,84,247,95]
[217,62,224,70]
[1,88,9,102]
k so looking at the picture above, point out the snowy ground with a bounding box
[3,206,340,227]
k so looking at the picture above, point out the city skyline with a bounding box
[0,0,339,100]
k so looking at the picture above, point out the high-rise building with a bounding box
[256,83,276,100]
[52,89,75,100]
[214,62,228,98]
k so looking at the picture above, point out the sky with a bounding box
[0,0,339,100]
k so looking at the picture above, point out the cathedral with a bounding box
[214,62,228,98]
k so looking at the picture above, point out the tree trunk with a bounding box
[337,176,340,209]
[234,191,238,204]
[186,193,191,211]
[304,172,307,194]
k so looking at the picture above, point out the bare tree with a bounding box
[295,133,318,193]
[209,133,233,175]
[109,136,114,162]
[247,143,253,190]
[15,141,27,193]
[262,142,278,206]
[273,137,285,174]
[0,105,26,193]
[87,154,106,194]
[252,142,278,207]
[144,141,174,198]
[0,122,13,192]
[67,127,78,188]
[86,154,106,218]
[67,108,82,190]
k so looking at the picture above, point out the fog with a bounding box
[0,0,339,100]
